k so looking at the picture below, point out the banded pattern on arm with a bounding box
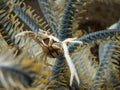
[0,41,52,90]
[0,47,33,89]
[2,0,50,32]
[49,1,88,88]
[94,21,120,89]
[0,1,54,89]
[69,29,120,52]
[38,0,67,37]
[71,44,98,88]
[93,40,120,89]
[45,54,80,89]
[59,0,87,41]
[68,28,120,88]
[0,0,24,54]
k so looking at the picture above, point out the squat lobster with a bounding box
[15,29,83,86]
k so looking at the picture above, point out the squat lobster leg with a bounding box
[15,31,37,39]
[37,52,53,67]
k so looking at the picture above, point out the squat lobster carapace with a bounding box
[15,29,83,86]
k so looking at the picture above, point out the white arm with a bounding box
[62,42,80,86]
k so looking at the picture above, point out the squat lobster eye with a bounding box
[42,38,57,47]
[42,38,50,46]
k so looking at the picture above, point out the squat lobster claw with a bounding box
[62,38,83,86]
[15,30,83,86]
